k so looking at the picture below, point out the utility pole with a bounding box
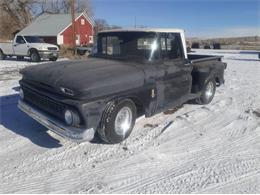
[70,0,76,54]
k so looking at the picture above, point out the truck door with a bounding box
[13,36,28,56]
[160,33,192,108]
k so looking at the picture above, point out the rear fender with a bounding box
[191,69,216,93]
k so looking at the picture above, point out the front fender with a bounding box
[78,86,155,130]
[79,99,108,132]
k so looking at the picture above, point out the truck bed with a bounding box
[0,42,13,55]
[188,54,223,63]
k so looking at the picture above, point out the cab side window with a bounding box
[16,36,25,44]
[160,33,183,60]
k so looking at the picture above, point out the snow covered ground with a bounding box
[0,51,259,193]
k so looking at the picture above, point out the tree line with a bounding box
[0,0,120,40]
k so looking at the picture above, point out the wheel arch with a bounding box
[0,48,6,59]
[28,47,38,56]
[106,95,146,118]
[0,48,5,55]
[192,70,214,93]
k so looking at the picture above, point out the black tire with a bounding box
[196,78,216,105]
[30,50,40,62]
[49,57,58,61]
[77,49,86,56]
[98,99,137,144]
[0,50,6,60]
[17,56,24,60]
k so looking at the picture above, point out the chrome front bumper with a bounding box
[38,51,59,59]
[18,100,95,142]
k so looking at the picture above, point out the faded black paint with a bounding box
[19,33,227,133]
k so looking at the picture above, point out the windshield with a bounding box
[24,36,45,43]
[93,32,159,62]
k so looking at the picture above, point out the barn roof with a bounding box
[18,12,93,36]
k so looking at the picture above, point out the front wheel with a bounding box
[30,50,40,62]
[98,99,137,144]
[196,79,216,105]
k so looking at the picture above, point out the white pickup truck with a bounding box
[0,35,59,62]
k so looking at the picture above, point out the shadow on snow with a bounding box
[2,57,52,63]
[0,93,62,148]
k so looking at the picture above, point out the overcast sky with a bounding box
[92,0,260,38]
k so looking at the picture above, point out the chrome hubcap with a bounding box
[115,107,132,137]
[205,81,214,99]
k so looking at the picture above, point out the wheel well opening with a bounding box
[191,71,201,93]
[28,48,38,55]
[129,97,144,117]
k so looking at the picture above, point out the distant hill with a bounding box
[186,36,260,50]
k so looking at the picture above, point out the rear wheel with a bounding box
[30,50,40,62]
[98,99,137,144]
[196,78,216,105]
[0,50,6,60]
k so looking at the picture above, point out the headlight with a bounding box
[64,109,81,126]
[19,88,24,99]
[64,110,73,125]
[39,46,47,50]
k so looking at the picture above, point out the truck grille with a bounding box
[47,47,57,51]
[23,87,66,121]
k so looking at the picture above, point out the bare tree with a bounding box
[76,0,93,16]
[35,0,93,16]
[94,19,110,35]
[0,0,35,39]
[94,19,121,36]
[0,0,93,40]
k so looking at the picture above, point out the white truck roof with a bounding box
[100,28,184,34]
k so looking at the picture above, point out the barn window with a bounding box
[89,36,93,43]
[81,19,85,25]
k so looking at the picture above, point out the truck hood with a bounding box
[20,58,145,99]
[29,43,59,50]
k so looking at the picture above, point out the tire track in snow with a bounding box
[0,53,260,193]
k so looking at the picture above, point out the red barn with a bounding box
[18,12,94,46]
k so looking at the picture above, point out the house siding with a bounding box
[61,15,93,46]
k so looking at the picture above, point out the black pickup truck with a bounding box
[18,28,227,144]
